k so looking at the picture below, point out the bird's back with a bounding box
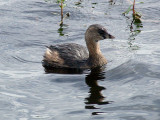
[43,43,89,69]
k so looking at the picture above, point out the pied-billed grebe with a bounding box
[42,24,114,69]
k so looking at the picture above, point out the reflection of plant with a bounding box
[58,25,64,36]
[128,18,142,50]
[123,0,143,50]
[128,30,141,50]
[57,24,68,36]
[109,0,116,5]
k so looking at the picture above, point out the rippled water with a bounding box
[0,0,160,120]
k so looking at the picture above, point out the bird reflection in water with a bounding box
[44,67,84,74]
[44,66,112,115]
[85,67,112,115]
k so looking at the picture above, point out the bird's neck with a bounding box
[86,39,101,56]
[86,38,107,68]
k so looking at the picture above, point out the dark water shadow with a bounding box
[85,67,112,115]
[44,67,85,74]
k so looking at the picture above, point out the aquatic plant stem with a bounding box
[60,0,63,25]
[133,0,135,15]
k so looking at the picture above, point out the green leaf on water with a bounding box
[136,2,144,4]
[57,0,61,3]
[123,5,132,14]
[63,4,66,8]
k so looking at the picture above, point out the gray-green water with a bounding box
[0,0,160,119]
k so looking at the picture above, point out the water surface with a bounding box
[0,0,160,120]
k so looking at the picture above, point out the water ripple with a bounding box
[12,56,40,64]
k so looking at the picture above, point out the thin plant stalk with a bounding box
[133,0,135,15]
[60,0,63,25]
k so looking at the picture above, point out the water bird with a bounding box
[42,24,114,70]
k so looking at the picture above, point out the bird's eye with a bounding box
[98,29,105,35]
[98,28,107,39]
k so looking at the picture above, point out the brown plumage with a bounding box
[42,24,114,70]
